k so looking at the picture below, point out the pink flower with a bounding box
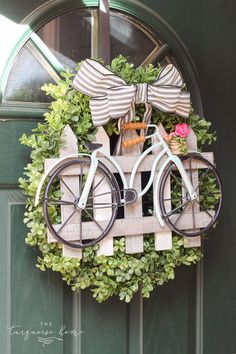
[175,123,189,138]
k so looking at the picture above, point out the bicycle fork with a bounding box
[171,154,197,200]
[153,154,197,227]
[76,149,138,209]
[76,151,99,209]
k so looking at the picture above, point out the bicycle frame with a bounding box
[76,125,196,227]
[35,125,196,228]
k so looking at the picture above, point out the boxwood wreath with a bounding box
[19,56,217,303]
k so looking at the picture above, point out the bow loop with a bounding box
[73,59,125,97]
[73,59,190,127]
[157,64,183,86]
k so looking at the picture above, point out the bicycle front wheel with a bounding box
[43,157,121,249]
[159,153,222,237]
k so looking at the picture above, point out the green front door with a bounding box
[0,169,198,354]
[0,1,235,353]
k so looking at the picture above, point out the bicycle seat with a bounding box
[85,142,103,151]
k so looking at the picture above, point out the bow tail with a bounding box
[142,103,152,124]
[176,92,191,118]
[138,103,153,152]
[90,97,110,126]
[149,85,191,118]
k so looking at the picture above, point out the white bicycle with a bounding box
[35,122,222,249]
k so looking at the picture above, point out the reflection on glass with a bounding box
[3,42,56,103]
[37,9,161,69]
[110,13,158,65]
[37,10,92,69]
[4,8,173,105]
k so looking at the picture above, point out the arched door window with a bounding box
[0,1,202,116]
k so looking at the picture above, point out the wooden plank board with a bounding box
[58,125,82,258]
[155,174,172,251]
[183,169,201,248]
[95,127,114,256]
[122,129,143,254]
[155,231,172,251]
[184,127,201,247]
[45,152,214,175]
[60,175,82,258]
[47,211,215,243]
[152,123,172,251]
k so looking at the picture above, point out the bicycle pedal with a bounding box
[124,188,138,204]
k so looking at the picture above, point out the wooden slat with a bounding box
[59,175,80,229]
[122,130,143,254]
[62,245,82,258]
[155,174,172,251]
[184,127,201,247]
[59,124,77,158]
[95,127,114,256]
[153,124,172,251]
[59,127,80,226]
[155,231,172,251]
[47,211,215,243]
[58,125,82,258]
[45,152,214,175]
[183,169,201,248]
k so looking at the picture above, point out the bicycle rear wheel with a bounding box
[43,157,121,249]
[159,153,222,237]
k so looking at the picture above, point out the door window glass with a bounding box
[3,42,56,103]
[2,8,173,105]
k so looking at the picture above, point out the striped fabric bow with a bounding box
[72,59,191,127]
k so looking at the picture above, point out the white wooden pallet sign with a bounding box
[44,124,214,258]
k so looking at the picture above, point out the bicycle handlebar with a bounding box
[122,122,147,130]
[121,123,164,148]
[122,136,146,148]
